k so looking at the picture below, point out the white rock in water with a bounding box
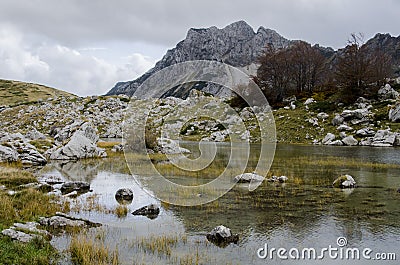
[157,138,190,154]
[278,176,288,182]
[210,225,231,238]
[333,174,356,188]
[234,173,264,183]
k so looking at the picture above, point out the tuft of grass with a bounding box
[0,167,37,188]
[114,205,128,218]
[137,234,185,257]
[69,232,119,265]
[0,193,18,225]
[70,193,110,214]
[2,189,63,226]
[97,141,121,149]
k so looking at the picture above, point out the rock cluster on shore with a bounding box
[0,82,399,162]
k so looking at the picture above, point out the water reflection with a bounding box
[40,143,400,264]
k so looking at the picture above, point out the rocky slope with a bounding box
[0,95,129,164]
[1,81,400,166]
[106,20,292,97]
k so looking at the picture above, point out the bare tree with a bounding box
[335,33,393,102]
[257,42,327,105]
[257,44,292,104]
[287,41,326,93]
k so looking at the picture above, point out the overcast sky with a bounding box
[0,0,399,96]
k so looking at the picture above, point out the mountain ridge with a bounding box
[106,21,293,96]
[106,21,400,97]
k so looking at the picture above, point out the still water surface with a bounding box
[40,143,400,264]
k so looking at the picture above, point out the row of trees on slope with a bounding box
[255,33,393,106]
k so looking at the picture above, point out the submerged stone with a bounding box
[115,188,134,204]
[132,204,160,219]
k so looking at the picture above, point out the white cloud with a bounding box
[0,26,155,96]
[0,26,50,81]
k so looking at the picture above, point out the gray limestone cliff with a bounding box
[106,21,291,97]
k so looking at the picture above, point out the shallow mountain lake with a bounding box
[40,143,400,264]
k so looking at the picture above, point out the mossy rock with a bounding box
[332,174,356,189]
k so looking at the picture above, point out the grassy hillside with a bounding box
[0,79,76,106]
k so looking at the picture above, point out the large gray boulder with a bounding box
[332,115,344,126]
[342,136,359,146]
[371,129,396,147]
[0,134,46,165]
[50,122,106,160]
[356,128,375,137]
[322,133,335,145]
[389,103,400,122]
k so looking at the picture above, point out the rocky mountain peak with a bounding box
[106,21,291,96]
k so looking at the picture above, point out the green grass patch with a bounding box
[0,167,37,188]
[0,79,76,106]
[0,236,57,265]
[29,139,53,153]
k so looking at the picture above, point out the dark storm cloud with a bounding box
[1,0,399,48]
